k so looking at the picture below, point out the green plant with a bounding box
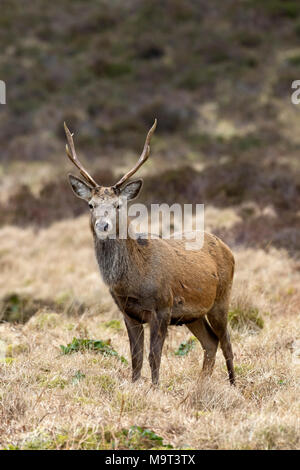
[175,337,197,356]
[3,444,20,450]
[108,426,173,450]
[5,426,173,450]
[71,370,86,384]
[60,337,128,364]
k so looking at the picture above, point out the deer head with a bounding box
[64,120,157,239]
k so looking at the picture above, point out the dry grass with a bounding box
[0,216,299,449]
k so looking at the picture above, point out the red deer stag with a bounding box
[64,120,235,385]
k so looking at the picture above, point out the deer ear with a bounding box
[68,174,93,201]
[120,179,143,201]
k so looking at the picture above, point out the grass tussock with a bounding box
[0,218,299,449]
[229,303,264,332]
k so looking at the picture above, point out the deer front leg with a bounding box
[148,309,170,385]
[124,314,144,382]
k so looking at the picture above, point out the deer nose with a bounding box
[95,220,110,232]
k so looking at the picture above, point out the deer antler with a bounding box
[64,122,99,187]
[113,119,157,190]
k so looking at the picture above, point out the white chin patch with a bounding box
[95,229,115,240]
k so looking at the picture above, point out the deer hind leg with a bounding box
[187,317,219,378]
[207,304,235,385]
[124,314,144,382]
[148,309,169,385]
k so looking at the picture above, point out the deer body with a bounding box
[93,227,235,384]
[65,120,235,385]
[94,232,233,322]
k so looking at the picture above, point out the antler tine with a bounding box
[113,119,157,189]
[64,122,98,187]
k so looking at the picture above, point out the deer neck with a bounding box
[93,234,146,287]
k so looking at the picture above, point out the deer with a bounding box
[64,120,235,386]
